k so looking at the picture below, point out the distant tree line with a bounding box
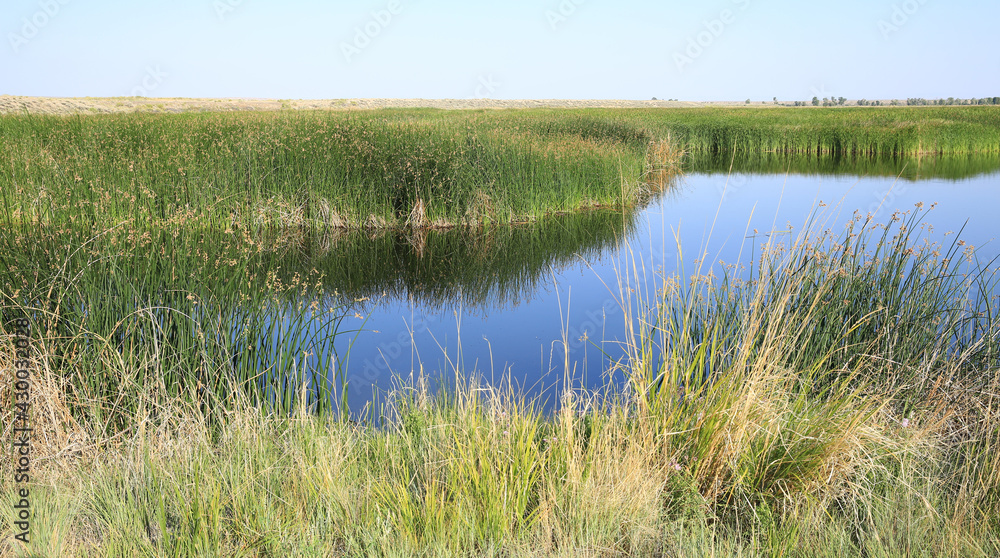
[784,96,1000,107]
[857,99,899,106]
[792,97,848,107]
[903,97,1000,106]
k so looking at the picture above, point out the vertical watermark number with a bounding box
[9,317,33,544]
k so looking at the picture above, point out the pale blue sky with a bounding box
[3,0,997,101]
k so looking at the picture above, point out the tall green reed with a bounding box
[0,224,353,428]
[622,205,999,411]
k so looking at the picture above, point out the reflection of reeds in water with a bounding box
[300,208,641,312]
[404,226,428,259]
[256,207,641,313]
[688,149,1000,180]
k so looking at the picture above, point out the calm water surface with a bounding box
[331,167,1000,412]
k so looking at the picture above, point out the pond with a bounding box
[326,156,1000,413]
[4,155,998,416]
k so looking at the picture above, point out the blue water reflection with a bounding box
[336,169,1000,413]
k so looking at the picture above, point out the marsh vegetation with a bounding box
[3,107,999,229]
[2,106,1000,556]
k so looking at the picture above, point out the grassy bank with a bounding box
[2,208,999,556]
[620,106,1000,156]
[5,374,997,557]
[0,110,662,230]
[2,107,998,230]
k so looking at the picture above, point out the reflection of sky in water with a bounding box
[334,170,1000,413]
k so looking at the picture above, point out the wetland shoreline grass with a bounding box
[3,106,1000,554]
[2,106,999,231]
[2,206,999,556]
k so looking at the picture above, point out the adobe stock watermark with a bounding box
[349,313,436,388]
[560,298,619,355]
[715,173,750,202]
[878,0,929,40]
[213,0,246,22]
[346,297,619,389]
[340,0,405,64]
[8,0,72,53]
[811,83,835,102]
[130,66,168,97]
[866,181,911,219]
[545,0,586,31]
[467,74,501,99]
[9,317,34,544]
[673,0,751,72]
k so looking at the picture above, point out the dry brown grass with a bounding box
[0,338,90,479]
[644,135,688,191]
[405,198,428,229]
